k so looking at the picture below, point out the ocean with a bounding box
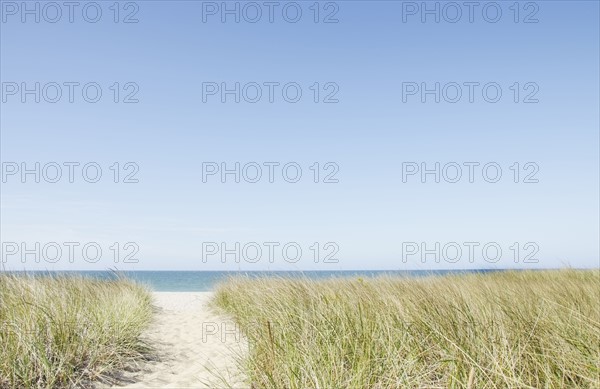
[2,270,501,291]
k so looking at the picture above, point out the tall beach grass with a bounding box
[214,269,600,388]
[0,273,153,388]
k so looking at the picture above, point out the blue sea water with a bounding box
[2,270,500,291]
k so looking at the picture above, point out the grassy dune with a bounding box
[0,274,153,388]
[214,270,600,388]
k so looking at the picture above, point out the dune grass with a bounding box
[0,273,153,388]
[214,269,600,388]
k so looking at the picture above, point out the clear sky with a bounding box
[1,0,598,271]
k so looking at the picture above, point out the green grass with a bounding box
[0,273,153,388]
[213,270,600,388]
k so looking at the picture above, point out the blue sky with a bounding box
[1,0,598,270]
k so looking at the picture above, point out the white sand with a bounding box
[108,292,248,388]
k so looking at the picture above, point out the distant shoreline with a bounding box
[0,268,532,292]
[2,268,593,292]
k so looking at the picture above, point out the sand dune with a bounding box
[107,292,247,388]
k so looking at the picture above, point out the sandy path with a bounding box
[108,292,248,388]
